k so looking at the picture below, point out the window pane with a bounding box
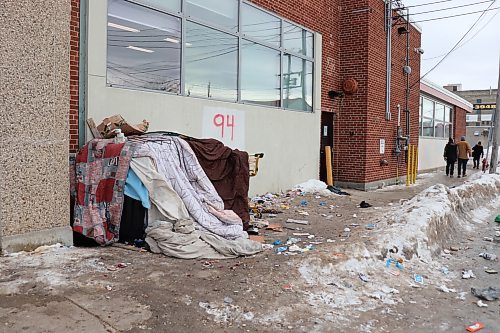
[422,98,433,118]
[184,22,237,101]
[466,115,478,122]
[283,22,313,57]
[241,41,280,107]
[434,121,444,138]
[435,103,445,123]
[444,106,451,122]
[445,123,451,139]
[283,54,313,112]
[241,4,280,46]
[130,0,180,13]
[481,114,492,121]
[422,118,434,136]
[107,0,181,92]
[185,0,238,31]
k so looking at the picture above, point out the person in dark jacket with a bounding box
[472,141,484,169]
[443,137,458,177]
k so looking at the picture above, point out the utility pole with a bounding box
[489,55,500,173]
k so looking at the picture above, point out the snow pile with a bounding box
[0,246,108,295]
[199,301,254,324]
[373,173,500,262]
[293,179,329,195]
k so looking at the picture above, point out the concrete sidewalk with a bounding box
[1,167,499,333]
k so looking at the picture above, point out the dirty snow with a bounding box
[292,171,500,328]
[293,179,332,196]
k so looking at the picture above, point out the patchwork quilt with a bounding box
[73,139,135,245]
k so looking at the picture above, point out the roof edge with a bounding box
[420,78,474,113]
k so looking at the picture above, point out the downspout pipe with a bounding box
[78,0,88,148]
[405,9,411,142]
[385,0,393,121]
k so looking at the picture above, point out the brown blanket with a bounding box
[186,138,250,229]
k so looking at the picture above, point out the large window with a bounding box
[106,0,316,112]
[419,96,453,138]
[107,0,181,92]
[241,41,281,106]
[184,22,238,101]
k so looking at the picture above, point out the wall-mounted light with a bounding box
[414,47,424,54]
[397,26,408,35]
[328,90,345,100]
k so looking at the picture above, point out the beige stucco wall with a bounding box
[86,0,322,195]
[0,0,72,251]
[418,137,447,171]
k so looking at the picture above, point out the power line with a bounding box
[411,5,499,23]
[411,0,494,15]
[415,1,496,86]
[422,7,500,60]
[402,0,456,9]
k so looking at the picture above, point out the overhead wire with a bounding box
[413,0,497,86]
[410,5,500,22]
[402,0,456,8]
[411,0,494,15]
[422,7,500,60]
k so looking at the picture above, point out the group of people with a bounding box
[443,136,484,178]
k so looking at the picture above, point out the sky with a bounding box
[403,0,500,90]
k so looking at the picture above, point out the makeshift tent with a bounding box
[71,133,262,258]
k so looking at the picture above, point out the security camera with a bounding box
[414,47,424,54]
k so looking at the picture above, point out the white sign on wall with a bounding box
[380,139,385,154]
[202,107,245,150]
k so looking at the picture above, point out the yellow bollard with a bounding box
[325,145,333,186]
[413,145,418,184]
[406,144,412,186]
[410,145,414,184]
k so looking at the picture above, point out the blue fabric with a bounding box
[125,168,151,209]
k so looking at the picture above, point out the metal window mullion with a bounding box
[280,18,284,109]
[237,0,242,102]
[180,12,186,96]
[432,101,436,137]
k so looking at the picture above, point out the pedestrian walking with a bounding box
[456,136,472,178]
[472,141,484,169]
[443,137,458,177]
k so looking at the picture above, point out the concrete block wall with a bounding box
[0,0,72,252]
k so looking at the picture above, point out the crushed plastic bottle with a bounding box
[479,252,497,261]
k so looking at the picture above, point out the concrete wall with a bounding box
[0,0,72,252]
[86,0,322,195]
[418,137,447,171]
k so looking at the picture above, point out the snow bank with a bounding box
[373,173,500,262]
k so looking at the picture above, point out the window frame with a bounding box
[105,0,317,112]
[419,95,453,138]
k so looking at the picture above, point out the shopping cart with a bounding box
[249,153,264,177]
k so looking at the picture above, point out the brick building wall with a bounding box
[335,0,370,183]
[366,0,421,184]
[70,0,80,153]
[454,106,467,139]
[335,0,421,186]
